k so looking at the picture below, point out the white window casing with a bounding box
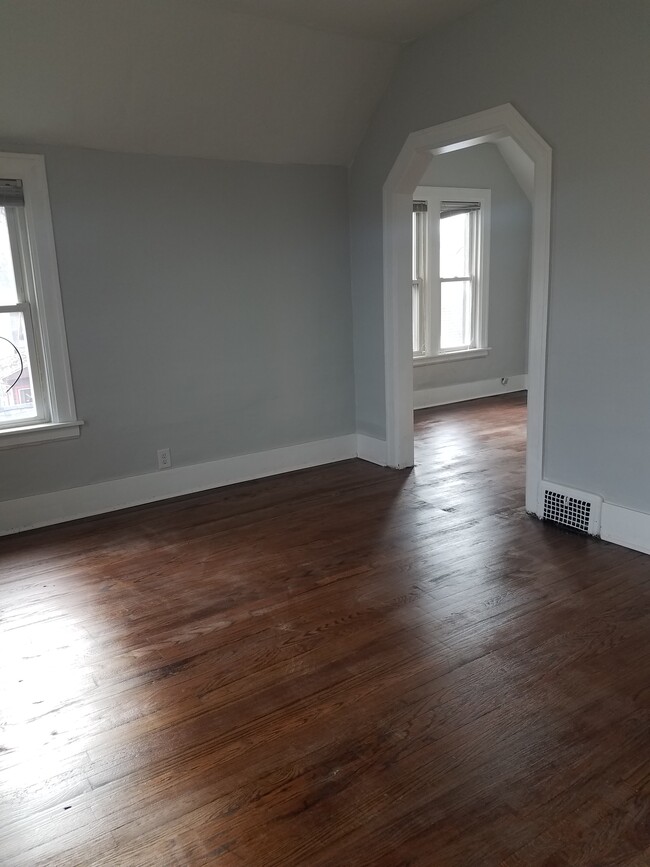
[0,152,81,447]
[412,185,491,364]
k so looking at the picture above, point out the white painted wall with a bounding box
[350,0,650,516]
[0,142,355,502]
[414,143,531,399]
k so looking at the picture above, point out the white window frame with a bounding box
[413,185,491,366]
[0,153,81,447]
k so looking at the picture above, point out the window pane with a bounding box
[0,208,19,305]
[412,210,425,282]
[440,212,470,279]
[0,311,37,424]
[412,212,418,281]
[412,280,423,353]
[440,280,472,349]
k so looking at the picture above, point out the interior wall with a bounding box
[414,143,531,397]
[349,0,650,514]
[0,142,355,502]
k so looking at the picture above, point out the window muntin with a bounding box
[412,186,490,361]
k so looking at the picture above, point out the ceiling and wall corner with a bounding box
[208,0,496,45]
[0,0,497,167]
[0,0,502,528]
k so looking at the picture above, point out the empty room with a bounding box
[1,1,649,864]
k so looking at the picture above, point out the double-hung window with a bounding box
[412,186,491,362]
[0,153,80,447]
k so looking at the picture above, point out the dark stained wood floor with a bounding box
[1,393,649,866]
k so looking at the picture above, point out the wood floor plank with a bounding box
[1,393,649,865]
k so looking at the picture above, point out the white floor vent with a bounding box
[540,484,602,536]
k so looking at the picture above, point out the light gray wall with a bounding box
[350,0,650,513]
[0,143,355,501]
[414,143,531,394]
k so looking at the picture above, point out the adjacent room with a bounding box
[1,0,649,864]
[410,137,532,508]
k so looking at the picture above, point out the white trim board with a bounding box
[0,435,359,536]
[357,433,388,466]
[414,375,527,410]
[601,503,650,556]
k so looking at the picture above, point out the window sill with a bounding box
[0,420,84,449]
[414,348,490,367]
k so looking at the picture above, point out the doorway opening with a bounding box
[382,103,551,516]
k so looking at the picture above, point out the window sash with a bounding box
[412,279,425,355]
[4,206,28,303]
[0,203,50,429]
[0,302,48,427]
[439,209,479,352]
[0,152,80,446]
[412,209,427,355]
[439,279,474,351]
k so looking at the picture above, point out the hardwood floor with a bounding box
[1,392,649,865]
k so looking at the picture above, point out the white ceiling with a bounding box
[0,0,495,167]
[210,0,494,44]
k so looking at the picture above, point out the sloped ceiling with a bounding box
[0,0,494,166]
[210,0,494,44]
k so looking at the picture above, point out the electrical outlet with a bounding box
[157,448,172,470]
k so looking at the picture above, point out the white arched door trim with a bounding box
[382,103,552,515]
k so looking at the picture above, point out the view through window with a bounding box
[412,187,490,360]
[0,205,40,426]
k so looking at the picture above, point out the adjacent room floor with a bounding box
[1,393,649,865]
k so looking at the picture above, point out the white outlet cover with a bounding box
[157,448,172,470]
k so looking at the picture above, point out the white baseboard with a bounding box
[601,502,650,556]
[356,434,387,467]
[414,374,527,410]
[5,426,649,560]
[0,434,358,536]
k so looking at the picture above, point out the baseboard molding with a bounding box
[0,434,358,536]
[6,426,648,558]
[356,434,387,467]
[414,375,527,410]
[601,502,650,556]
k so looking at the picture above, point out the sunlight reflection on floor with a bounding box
[0,615,95,792]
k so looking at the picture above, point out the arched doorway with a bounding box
[382,103,551,515]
